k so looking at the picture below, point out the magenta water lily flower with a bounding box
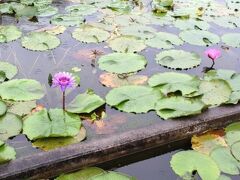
[52,72,76,111]
[52,72,76,92]
[204,48,221,61]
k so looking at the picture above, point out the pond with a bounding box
[0,0,240,179]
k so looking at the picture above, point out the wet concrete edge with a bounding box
[1,105,240,179]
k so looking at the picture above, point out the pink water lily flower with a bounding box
[204,48,221,61]
[52,72,76,92]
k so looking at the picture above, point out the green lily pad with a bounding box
[0,142,16,164]
[106,85,162,113]
[146,32,183,49]
[155,50,201,70]
[23,108,81,140]
[0,113,22,141]
[67,91,105,114]
[231,141,240,161]
[108,36,146,53]
[210,147,240,175]
[0,101,7,116]
[222,33,240,48]
[0,79,44,101]
[50,14,84,27]
[199,79,232,106]
[72,25,110,43]
[107,1,131,14]
[179,30,220,46]
[0,61,18,80]
[170,150,220,180]
[0,3,14,14]
[21,32,60,51]
[174,19,210,30]
[155,96,205,120]
[225,122,240,146]
[119,25,156,39]
[37,5,58,17]
[148,72,200,96]
[0,25,22,43]
[56,167,105,180]
[32,127,86,151]
[213,16,240,29]
[98,53,147,74]
[65,4,97,16]
[90,171,136,180]
[7,101,36,116]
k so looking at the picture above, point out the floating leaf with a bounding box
[67,92,105,114]
[119,25,156,39]
[106,85,162,113]
[179,30,220,46]
[199,79,232,106]
[65,4,97,16]
[50,14,84,27]
[108,36,146,53]
[145,32,184,49]
[222,33,240,48]
[7,101,36,116]
[107,1,131,14]
[0,113,22,141]
[0,25,22,43]
[98,53,147,74]
[155,50,201,70]
[0,79,45,101]
[174,19,210,30]
[21,32,60,51]
[36,25,66,35]
[191,130,227,155]
[213,16,240,29]
[99,73,148,88]
[170,150,220,180]
[23,108,81,140]
[155,96,205,120]
[210,147,240,175]
[148,72,200,96]
[37,5,58,17]
[0,101,7,116]
[225,122,240,146]
[56,167,105,180]
[32,127,86,151]
[90,171,136,180]
[231,141,240,161]
[72,25,110,43]
[0,61,18,80]
[0,142,16,164]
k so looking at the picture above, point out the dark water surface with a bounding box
[0,0,240,179]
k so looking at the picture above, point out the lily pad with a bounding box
[155,96,205,120]
[65,4,97,16]
[107,1,131,14]
[191,130,227,155]
[119,25,156,39]
[174,19,210,30]
[99,73,148,88]
[7,101,36,116]
[179,30,220,46]
[67,91,105,114]
[210,147,240,175]
[0,101,7,116]
[199,79,232,106]
[37,5,58,17]
[0,142,16,164]
[32,127,86,151]
[0,113,22,141]
[21,32,60,51]
[106,85,162,113]
[36,25,66,35]
[72,25,110,43]
[170,150,220,180]
[0,79,45,101]
[50,14,84,27]
[231,141,240,161]
[225,122,240,146]
[23,108,81,140]
[108,36,146,53]
[148,72,200,96]
[222,33,240,48]
[0,25,22,43]
[213,16,240,29]
[155,50,201,70]
[0,61,17,81]
[90,171,136,180]
[56,167,105,180]
[146,32,184,49]
[98,53,147,74]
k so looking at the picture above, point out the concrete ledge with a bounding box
[1,105,240,179]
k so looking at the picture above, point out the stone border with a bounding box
[1,105,240,179]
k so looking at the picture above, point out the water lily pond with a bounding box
[0,0,240,179]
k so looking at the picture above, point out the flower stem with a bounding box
[63,91,65,111]
[210,60,215,69]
